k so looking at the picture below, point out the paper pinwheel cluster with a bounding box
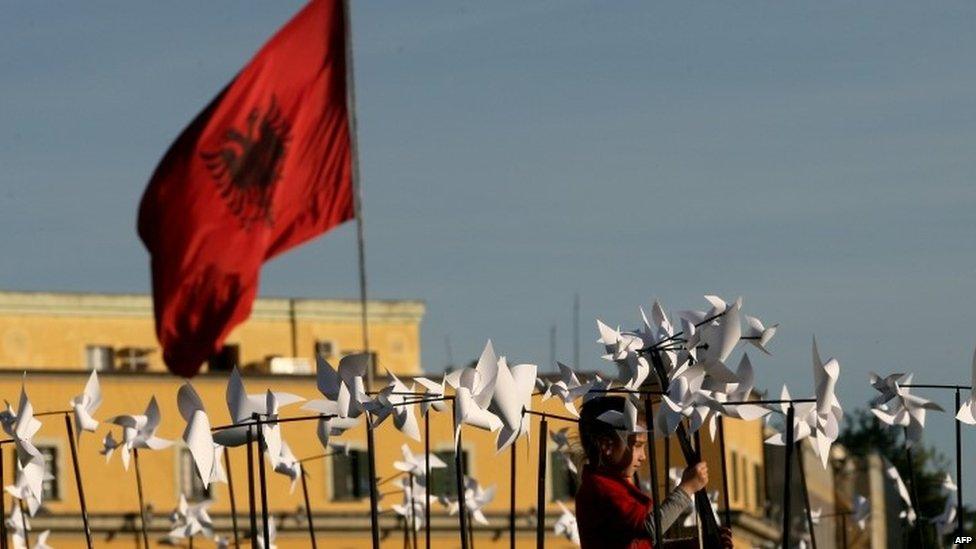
[595,296,780,441]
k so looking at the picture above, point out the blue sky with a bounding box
[2,1,976,496]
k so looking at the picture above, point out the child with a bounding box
[575,396,733,548]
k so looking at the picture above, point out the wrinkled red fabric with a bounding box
[576,466,654,549]
[138,0,353,377]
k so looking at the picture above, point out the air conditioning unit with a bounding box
[268,357,312,375]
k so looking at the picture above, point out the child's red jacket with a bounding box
[575,466,654,549]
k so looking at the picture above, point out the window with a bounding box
[39,446,59,501]
[428,450,468,498]
[179,448,211,501]
[550,451,579,501]
[314,340,335,361]
[331,449,371,501]
[85,345,114,371]
[208,344,240,372]
[116,347,152,371]
[731,451,739,503]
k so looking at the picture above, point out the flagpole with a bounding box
[343,2,383,546]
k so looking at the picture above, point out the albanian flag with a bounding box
[138,0,354,377]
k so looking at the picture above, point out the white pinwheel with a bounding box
[868,371,911,407]
[69,370,101,437]
[255,514,277,549]
[100,431,119,462]
[177,383,224,489]
[446,341,503,447]
[596,320,650,390]
[955,346,976,425]
[677,296,742,365]
[390,475,425,532]
[168,494,214,540]
[0,383,42,445]
[489,355,537,451]
[765,339,843,468]
[852,494,871,530]
[553,501,580,545]
[271,440,301,493]
[31,530,52,549]
[7,503,30,549]
[5,447,48,516]
[366,371,421,441]
[392,444,447,477]
[869,373,943,447]
[213,368,304,448]
[930,473,958,536]
[597,397,648,442]
[414,376,448,416]
[106,396,173,470]
[656,366,726,439]
[460,477,497,525]
[541,362,591,418]
[550,428,578,475]
[883,459,916,524]
[302,354,370,450]
[742,314,778,355]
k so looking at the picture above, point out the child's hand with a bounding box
[678,462,708,496]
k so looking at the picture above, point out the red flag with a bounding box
[138,0,354,377]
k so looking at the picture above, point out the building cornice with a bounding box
[0,290,425,323]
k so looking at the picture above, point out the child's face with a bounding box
[600,431,647,480]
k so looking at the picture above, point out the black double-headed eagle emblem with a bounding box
[201,96,291,229]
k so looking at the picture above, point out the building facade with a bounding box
[0,290,780,548]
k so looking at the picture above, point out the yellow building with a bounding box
[0,290,778,548]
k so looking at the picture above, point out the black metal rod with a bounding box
[224,446,241,549]
[646,351,722,545]
[211,413,336,432]
[455,425,470,549]
[903,430,921,546]
[247,428,257,548]
[643,395,664,548]
[0,445,6,549]
[956,388,964,539]
[366,415,382,549]
[408,471,417,549]
[301,469,318,549]
[639,309,728,352]
[510,437,517,549]
[425,412,432,549]
[17,500,28,549]
[588,388,667,396]
[900,384,972,390]
[840,513,848,548]
[521,409,579,424]
[796,440,817,549]
[721,398,816,406]
[64,414,94,549]
[133,448,151,549]
[717,416,733,528]
[255,420,271,548]
[536,416,548,549]
[782,404,796,549]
